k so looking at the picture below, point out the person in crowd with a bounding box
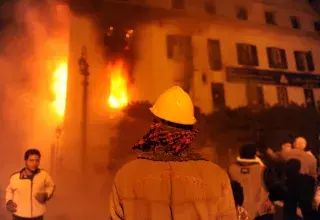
[266,138,292,163]
[283,159,316,220]
[228,144,272,220]
[230,180,248,220]
[5,149,55,220]
[109,86,237,219]
[264,138,293,198]
[282,137,317,178]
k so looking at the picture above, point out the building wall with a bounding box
[65,0,320,147]
[130,0,320,113]
[62,0,320,173]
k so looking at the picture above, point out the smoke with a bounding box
[0,0,69,200]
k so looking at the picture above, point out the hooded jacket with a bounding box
[228,157,270,220]
[5,168,55,218]
[110,148,237,220]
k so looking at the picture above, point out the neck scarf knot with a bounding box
[133,122,199,154]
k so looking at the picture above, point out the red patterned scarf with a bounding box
[133,121,199,154]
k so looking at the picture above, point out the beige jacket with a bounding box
[110,150,237,220]
[5,169,55,218]
[282,149,317,178]
[228,158,269,220]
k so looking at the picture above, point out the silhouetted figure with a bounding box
[282,137,317,178]
[283,159,316,220]
[231,180,248,220]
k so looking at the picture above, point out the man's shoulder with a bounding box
[9,168,25,179]
[10,171,21,179]
[38,169,52,177]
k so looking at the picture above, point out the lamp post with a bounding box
[78,46,90,174]
[55,125,62,166]
[50,125,62,176]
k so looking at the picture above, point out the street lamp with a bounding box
[78,45,90,175]
[50,125,62,175]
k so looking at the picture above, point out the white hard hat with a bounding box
[150,86,196,125]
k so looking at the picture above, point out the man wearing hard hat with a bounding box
[109,86,237,219]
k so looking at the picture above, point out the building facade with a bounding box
[62,0,320,171]
[68,0,320,115]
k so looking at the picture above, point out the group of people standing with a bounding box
[4,86,320,220]
[229,137,319,219]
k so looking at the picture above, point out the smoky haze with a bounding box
[0,0,95,219]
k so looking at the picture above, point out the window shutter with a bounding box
[306,51,315,72]
[208,40,222,70]
[252,45,259,66]
[280,49,288,69]
[294,51,305,71]
[267,47,274,68]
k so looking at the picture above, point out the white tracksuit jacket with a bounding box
[5,169,55,218]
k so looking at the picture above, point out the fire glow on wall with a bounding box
[51,61,68,121]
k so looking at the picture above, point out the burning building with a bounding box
[58,0,320,173]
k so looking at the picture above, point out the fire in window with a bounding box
[294,51,315,72]
[236,43,259,66]
[104,26,134,54]
[267,47,287,69]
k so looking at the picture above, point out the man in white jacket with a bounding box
[5,149,55,220]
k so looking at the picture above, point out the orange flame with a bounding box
[51,61,68,119]
[107,61,129,109]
